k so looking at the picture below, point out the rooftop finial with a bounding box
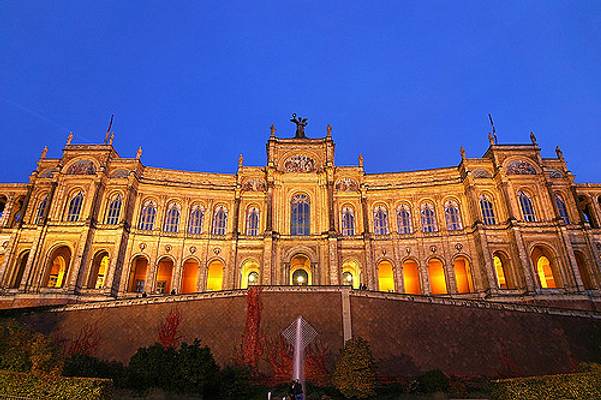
[326,123,332,137]
[40,146,48,160]
[487,113,498,144]
[238,153,243,168]
[358,153,364,168]
[104,114,114,144]
[460,146,466,160]
[109,132,115,146]
[136,146,142,160]
[290,113,308,138]
[529,130,537,145]
[270,123,276,137]
[66,131,73,145]
[556,145,564,162]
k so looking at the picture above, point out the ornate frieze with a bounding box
[335,177,359,192]
[284,155,316,173]
[242,179,266,192]
[506,160,536,175]
[472,169,492,178]
[66,159,96,175]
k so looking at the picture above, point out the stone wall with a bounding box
[10,287,601,380]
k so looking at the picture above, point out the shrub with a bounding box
[217,364,257,400]
[332,336,376,399]
[0,369,112,400]
[417,369,449,393]
[63,353,127,387]
[490,371,601,400]
[0,319,32,371]
[29,332,64,375]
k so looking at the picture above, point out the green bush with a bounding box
[126,339,219,396]
[0,319,32,371]
[332,336,376,399]
[417,369,449,393]
[218,364,258,400]
[0,369,112,400]
[491,371,601,400]
[63,353,127,387]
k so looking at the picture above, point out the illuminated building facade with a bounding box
[1,122,601,307]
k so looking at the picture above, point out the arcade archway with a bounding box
[290,254,311,286]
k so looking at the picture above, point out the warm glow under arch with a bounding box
[155,257,174,294]
[531,246,560,289]
[128,256,148,293]
[377,260,395,292]
[206,260,224,291]
[290,254,311,286]
[10,250,29,289]
[402,259,421,294]
[240,259,260,289]
[493,253,510,289]
[181,259,199,294]
[453,256,473,293]
[427,258,447,295]
[88,251,109,289]
[341,260,361,289]
[44,246,71,288]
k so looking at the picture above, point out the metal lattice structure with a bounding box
[282,316,317,349]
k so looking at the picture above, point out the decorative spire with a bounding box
[555,145,564,162]
[529,130,537,145]
[238,153,244,168]
[326,124,332,137]
[487,131,495,146]
[109,132,115,146]
[358,153,364,168]
[40,146,48,160]
[104,114,114,144]
[136,146,142,160]
[270,123,276,137]
[487,113,498,144]
[460,146,466,161]
[66,131,73,145]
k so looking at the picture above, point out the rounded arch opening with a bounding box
[88,251,110,289]
[181,258,200,294]
[128,255,148,293]
[10,250,30,289]
[44,246,71,288]
[341,260,361,289]
[453,256,473,293]
[531,246,560,289]
[493,252,512,289]
[240,259,260,289]
[206,259,224,291]
[155,257,174,294]
[427,258,447,295]
[377,260,395,292]
[402,259,421,294]
[290,254,311,285]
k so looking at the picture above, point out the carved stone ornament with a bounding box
[242,179,266,192]
[455,243,463,252]
[430,245,437,253]
[548,169,563,179]
[66,159,96,175]
[189,246,197,254]
[139,243,146,251]
[405,247,411,255]
[39,168,55,178]
[506,160,536,175]
[111,169,130,178]
[382,249,387,256]
[335,177,359,192]
[284,155,316,173]
[165,244,172,253]
[2,241,8,249]
[472,169,492,178]
[213,247,221,255]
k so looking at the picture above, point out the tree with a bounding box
[333,337,376,399]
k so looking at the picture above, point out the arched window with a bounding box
[373,205,389,235]
[291,194,310,236]
[188,205,205,234]
[212,206,228,236]
[105,195,122,225]
[396,205,412,234]
[444,200,463,231]
[420,203,438,233]
[518,191,536,222]
[246,206,260,236]
[341,206,355,236]
[480,195,496,225]
[163,203,181,233]
[66,192,84,222]
[34,196,48,225]
[11,197,24,226]
[493,254,509,289]
[139,201,157,230]
[555,194,570,224]
[578,196,598,228]
[0,195,6,220]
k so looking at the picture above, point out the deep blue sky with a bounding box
[1,1,600,183]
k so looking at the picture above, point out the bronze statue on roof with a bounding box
[290,113,308,138]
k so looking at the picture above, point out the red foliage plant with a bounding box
[66,321,101,356]
[242,287,263,367]
[158,307,183,349]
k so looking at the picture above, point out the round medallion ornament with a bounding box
[139,243,146,251]
[190,246,197,254]
[1,241,8,249]
[430,245,437,253]
[165,244,172,253]
[213,248,221,255]
[455,243,464,252]
[405,247,411,255]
